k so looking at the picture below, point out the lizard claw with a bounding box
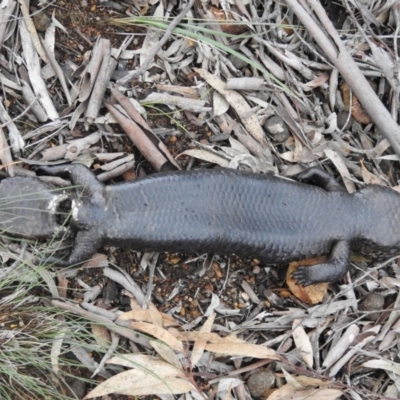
[292,266,314,286]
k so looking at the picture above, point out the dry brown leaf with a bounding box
[205,341,279,359]
[91,324,111,349]
[118,376,193,396]
[292,320,313,368]
[280,151,295,162]
[287,258,329,304]
[117,309,178,327]
[309,299,358,319]
[305,72,330,88]
[194,68,266,145]
[266,384,293,399]
[379,276,400,288]
[340,81,372,124]
[56,275,68,299]
[175,331,279,359]
[267,385,342,400]
[360,160,385,185]
[209,6,249,34]
[293,135,303,163]
[106,354,180,372]
[156,84,199,99]
[148,302,163,327]
[213,90,230,116]
[84,369,192,398]
[179,148,230,167]
[150,340,182,371]
[175,331,240,343]
[322,324,359,369]
[281,369,303,390]
[130,322,184,352]
[281,17,294,35]
[362,359,400,376]
[294,375,333,387]
[324,149,356,193]
[191,313,215,367]
[280,147,317,164]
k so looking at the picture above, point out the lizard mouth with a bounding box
[47,193,72,230]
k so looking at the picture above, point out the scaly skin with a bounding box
[40,165,400,285]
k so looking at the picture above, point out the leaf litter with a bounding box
[0,0,400,399]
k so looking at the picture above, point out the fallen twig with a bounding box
[285,0,400,156]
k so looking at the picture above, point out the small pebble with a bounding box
[32,10,51,32]
[264,116,290,142]
[247,370,275,397]
[359,292,384,321]
[67,378,86,399]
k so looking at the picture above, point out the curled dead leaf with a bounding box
[209,6,248,34]
[340,82,372,124]
[287,257,329,304]
[130,322,184,352]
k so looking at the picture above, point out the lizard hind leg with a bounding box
[292,240,350,286]
[44,229,101,267]
[293,167,345,192]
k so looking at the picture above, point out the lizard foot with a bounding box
[292,266,315,286]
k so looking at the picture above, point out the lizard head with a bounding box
[0,177,69,239]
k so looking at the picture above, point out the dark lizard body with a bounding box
[39,164,400,285]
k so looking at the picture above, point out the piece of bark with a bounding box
[141,92,211,113]
[97,160,136,182]
[109,89,180,170]
[18,0,48,62]
[105,103,168,171]
[0,1,16,47]
[85,41,113,125]
[40,37,72,107]
[79,37,108,102]
[19,20,59,120]
[0,126,15,176]
[21,81,48,122]
[111,86,151,131]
